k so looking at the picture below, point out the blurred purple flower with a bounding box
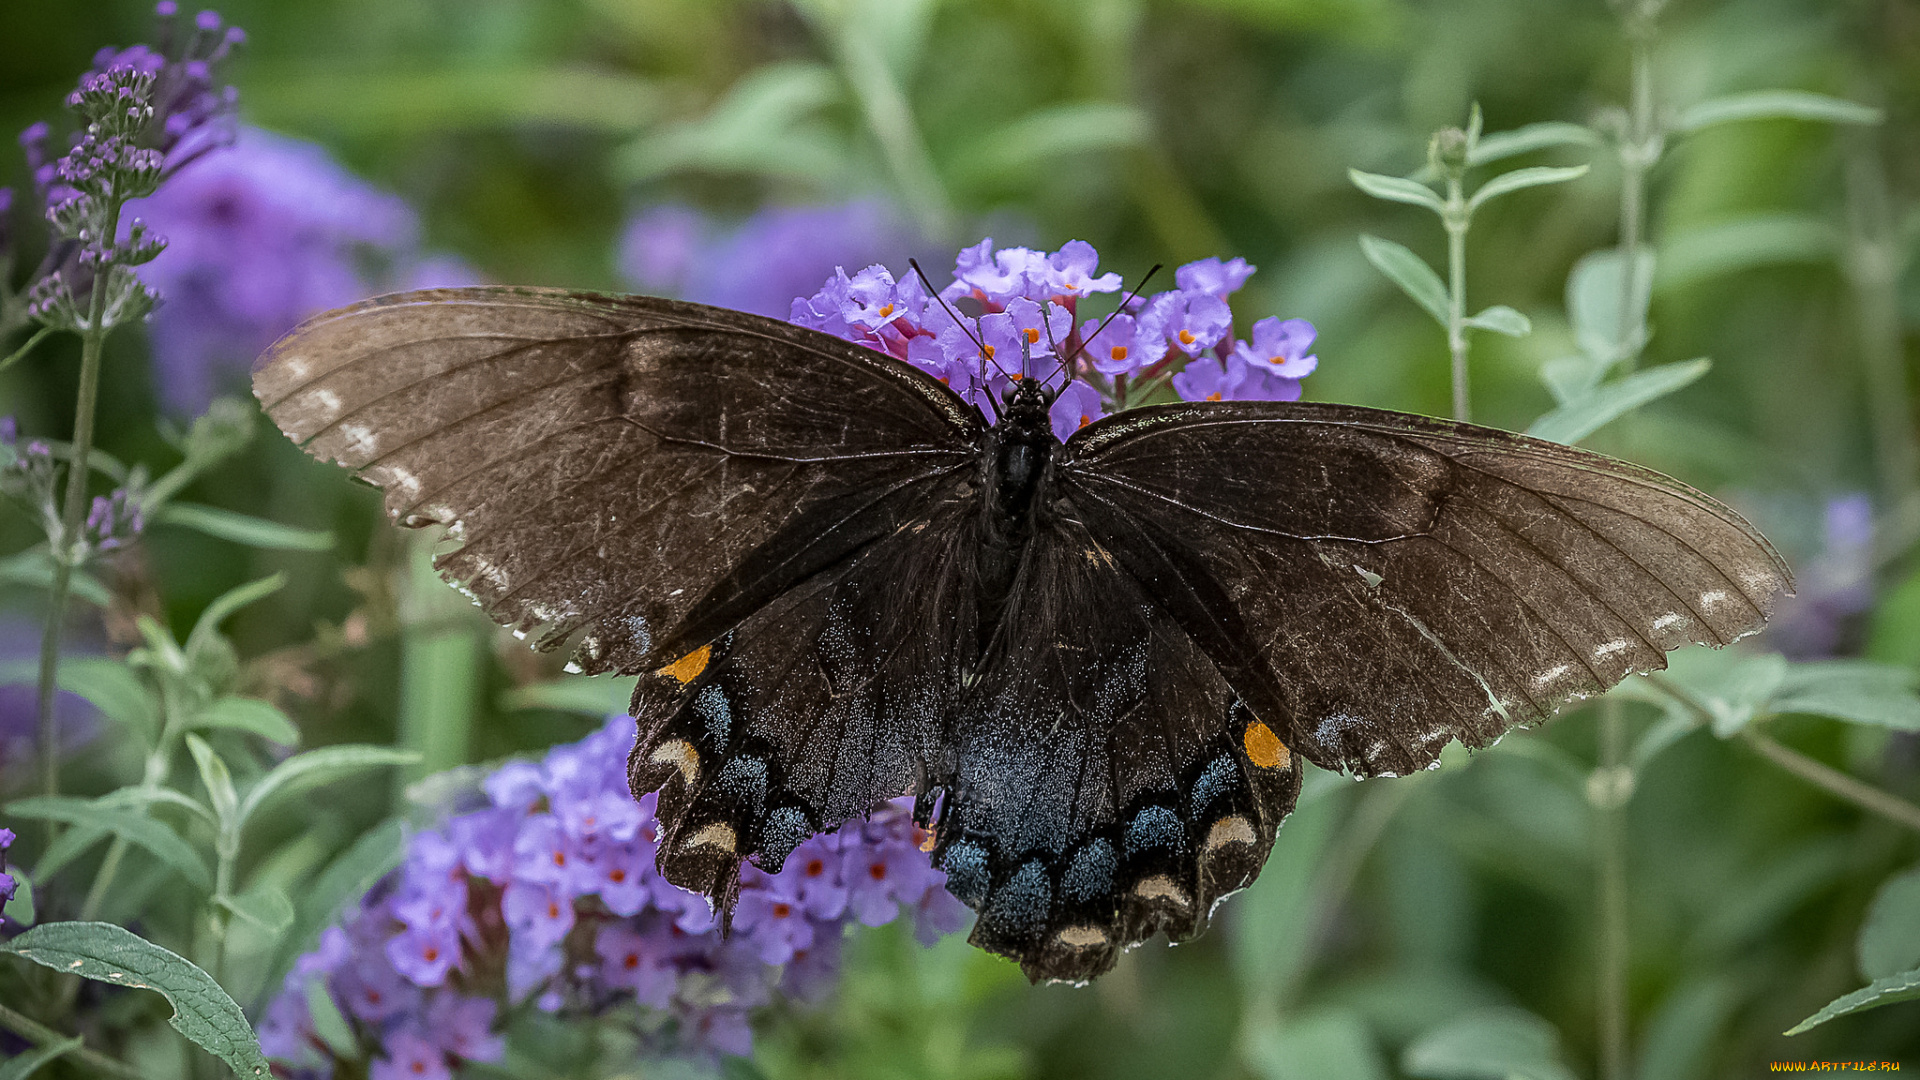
[129,126,475,414]
[1234,317,1318,379]
[1765,494,1874,659]
[262,714,963,1074]
[618,199,927,319]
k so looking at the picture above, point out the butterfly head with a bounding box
[999,372,1057,426]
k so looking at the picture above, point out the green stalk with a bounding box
[1740,729,1920,834]
[34,202,122,807]
[1592,697,1632,1080]
[1443,174,1471,422]
[0,1001,145,1080]
[1843,135,1918,516]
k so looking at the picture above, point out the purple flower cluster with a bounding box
[2,418,143,559]
[1765,494,1876,659]
[619,200,931,319]
[0,826,18,914]
[788,240,1318,441]
[13,4,244,335]
[261,715,965,1076]
[129,126,476,413]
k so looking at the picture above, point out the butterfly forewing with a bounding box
[253,287,981,675]
[1062,401,1792,777]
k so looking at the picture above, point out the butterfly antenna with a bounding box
[1045,263,1165,385]
[908,259,1011,390]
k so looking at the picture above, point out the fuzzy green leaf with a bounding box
[0,658,157,742]
[949,102,1149,189]
[184,734,240,827]
[186,574,286,660]
[1566,247,1656,365]
[185,697,300,746]
[1463,305,1531,337]
[1358,234,1449,325]
[1786,967,1920,1035]
[1527,359,1711,445]
[1348,169,1445,213]
[236,745,418,831]
[4,796,211,890]
[1859,866,1920,981]
[1468,121,1600,166]
[1402,1007,1577,1080]
[1247,1009,1389,1080]
[219,883,295,935]
[1770,661,1920,730]
[1657,213,1840,292]
[1465,164,1589,215]
[0,549,112,606]
[1674,90,1882,133]
[154,503,334,551]
[2,866,34,927]
[0,922,270,1077]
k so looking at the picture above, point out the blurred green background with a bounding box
[3,0,1918,1077]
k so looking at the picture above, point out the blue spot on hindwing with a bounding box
[986,860,1052,935]
[1061,839,1117,903]
[1190,756,1238,816]
[942,840,990,905]
[1125,805,1185,857]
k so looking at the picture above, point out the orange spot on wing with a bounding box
[1243,720,1290,769]
[659,645,711,684]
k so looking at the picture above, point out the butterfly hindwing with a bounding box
[931,511,1301,983]
[253,287,982,676]
[1063,401,1792,778]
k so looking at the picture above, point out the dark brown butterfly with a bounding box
[253,286,1790,983]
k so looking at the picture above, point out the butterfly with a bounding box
[253,285,1790,984]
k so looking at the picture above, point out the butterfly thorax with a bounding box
[987,377,1059,531]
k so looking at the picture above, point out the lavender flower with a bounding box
[1764,494,1875,659]
[786,238,1320,437]
[262,715,965,1076]
[0,826,18,912]
[129,127,467,413]
[618,200,929,319]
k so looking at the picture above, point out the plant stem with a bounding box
[0,1001,146,1080]
[1444,176,1471,422]
[1842,133,1918,516]
[33,204,120,809]
[1741,729,1920,834]
[1592,696,1632,1080]
[1614,7,1659,375]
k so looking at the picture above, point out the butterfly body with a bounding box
[255,286,1790,984]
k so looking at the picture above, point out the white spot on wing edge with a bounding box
[685,822,736,853]
[1533,663,1573,689]
[1056,925,1108,949]
[1132,875,1191,908]
[650,739,699,784]
[1594,639,1634,659]
[1653,613,1686,632]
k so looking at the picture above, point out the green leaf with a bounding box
[1463,305,1531,337]
[1859,866,1920,981]
[1468,121,1600,166]
[261,820,405,995]
[1657,214,1841,292]
[617,61,847,184]
[236,745,419,831]
[2,866,35,927]
[1786,967,1920,1035]
[32,823,107,882]
[1231,792,1340,999]
[1566,247,1656,365]
[0,549,111,605]
[186,574,286,660]
[154,503,334,552]
[1527,359,1712,445]
[1674,90,1882,133]
[1247,1009,1390,1080]
[218,883,295,935]
[1770,661,1920,730]
[949,102,1149,190]
[238,64,663,135]
[184,734,240,827]
[185,697,300,746]
[0,1036,83,1080]
[0,922,270,1077]
[1348,169,1445,213]
[302,977,358,1057]
[0,657,158,742]
[1647,648,1788,738]
[96,787,218,829]
[1465,164,1589,215]
[4,796,211,890]
[1358,235,1449,326]
[502,675,640,716]
[1402,1007,1577,1080]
